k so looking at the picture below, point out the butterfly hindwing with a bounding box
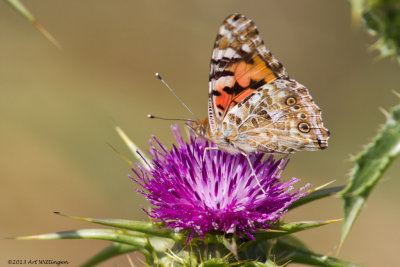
[223,79,329,153]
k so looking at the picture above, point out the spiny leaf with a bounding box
[200,258,229,266]
[15,227,173,257]
[162,249,200,266]
[349,0,400,62]
[255,219,341,240]
[339,101,400,244]
[81,243,140,267]
[242,261,284,267]
[289,185,345,210]
[14,228,148,247]
[277,235,307,249]
[240,220,340,253]
[54,212,183,241]
[218,236,238,260]
[239,239,279,265]
[4,0,61,49]
[274,238,362,267]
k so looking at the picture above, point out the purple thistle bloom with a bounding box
[130,125,309,240]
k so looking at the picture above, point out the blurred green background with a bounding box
[1,1,400,266]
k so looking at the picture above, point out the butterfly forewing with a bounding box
[208,14,289,132]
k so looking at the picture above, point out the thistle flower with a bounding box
[131,125,309,240]
[15,124,360,267]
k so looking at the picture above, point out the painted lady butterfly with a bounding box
[188,14,329,155]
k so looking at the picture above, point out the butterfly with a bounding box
[187,14,329,155]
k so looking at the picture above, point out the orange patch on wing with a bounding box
[234,62,251,87]
[214,57,278,114]
[230,57,277,88]
[230,89,254,108]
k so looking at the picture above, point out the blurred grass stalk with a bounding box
[350,0,400,62]
[4,0,61,49]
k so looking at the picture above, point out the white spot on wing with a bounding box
[219,25,229,36]
[224,47,239,59]
[212,47,240,61]
[242,43,251,52]
[215,76,235,89]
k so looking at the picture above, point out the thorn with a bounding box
[264,229,286,233]
[107,142,133,166]
[5,0,61,49]
[311,180,336,192]
[33,20,62,49]
[336,241,344,256]
[379,107,390,118]
[392,90,400,99]
[329,218,343,223]
[126,253,135,267]
[115,126,150,168]
[53,211,60,215]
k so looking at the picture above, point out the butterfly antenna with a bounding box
[155,73,198,120]
[147,114,190,122]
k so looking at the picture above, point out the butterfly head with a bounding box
[186,118,210,137]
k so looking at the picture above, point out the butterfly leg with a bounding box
[202,147,219,163]
[241,152,266,194]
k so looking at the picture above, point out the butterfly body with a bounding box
[187,14,329,155]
